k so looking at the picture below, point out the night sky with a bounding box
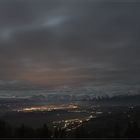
[0,0,140,94]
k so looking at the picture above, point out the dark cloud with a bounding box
[0,0,140,93]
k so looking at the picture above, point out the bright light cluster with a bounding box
[18,104,78,112]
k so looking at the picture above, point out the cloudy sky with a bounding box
[0,0,140,90]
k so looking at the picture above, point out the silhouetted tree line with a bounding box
[75,121,140,138]
[0,120,63,138]
[0,119,140,138]
[124,121,140,138]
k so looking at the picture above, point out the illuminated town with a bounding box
[53,115,95,131]
[14,103,98,131]
[17,104,78,112]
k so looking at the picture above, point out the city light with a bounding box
[17,104,78,112]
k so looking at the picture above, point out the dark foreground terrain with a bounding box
[0,95,140,139]
[0,107,140,139]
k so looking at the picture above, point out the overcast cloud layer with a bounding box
[0,0,140,92]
